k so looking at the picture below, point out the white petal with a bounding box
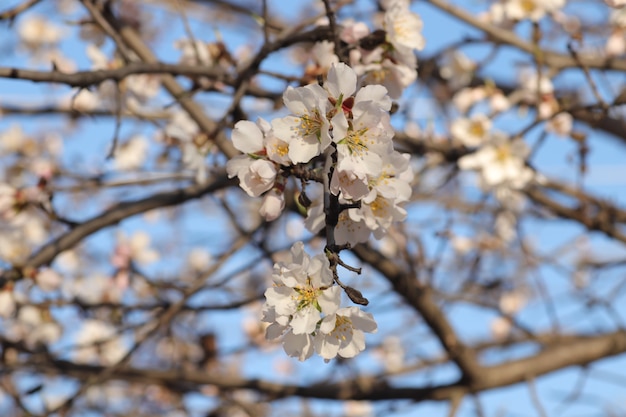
[232,120,264,154]
[326,63,357,99]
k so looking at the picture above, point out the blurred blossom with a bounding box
[56,250,79,272]
[494,211,517,243]
[491,316,512,339]
[187,247,212,272]
[35,268,62,292]
[608,0,626,10]
[74,319,128,365]
[519,72,554,101]
[499,290,527,314]
[450,114,492,147]
[112,231,159,268]
[66,88,102,112]
[114,135,149,171]
[546,112,573,137]
[453,87,487,114]
[344,401,374,417]
[10,305,61,349]
[0,290,16,318]
[0,124,26,154]
[376,336,405,372]
[18,15,66,50]
[439,51,475,91]
[503,0,565,22]
[30,158,55,179]
[451,235,474,254]
[458,134,534,190]
[69,273,121,304]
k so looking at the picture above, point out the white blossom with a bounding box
[114,135,149,171]
[314,307,377,360]
[458,134,534,189]
[451,114,492,147]
[73,319,127,365]
[504,0,565,21]
[271,84,331,164]
[384,4,425,52]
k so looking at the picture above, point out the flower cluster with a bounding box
[227,62,412,360]
[228,63,413,238]
[262,242,377,361]
[300,0,425,99]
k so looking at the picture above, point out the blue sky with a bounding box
[1,0,626,416]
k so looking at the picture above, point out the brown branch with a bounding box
[525,185,626,244]
[0,63,226,88]
[11,330,626,401]
[351,243,483,384]
[425,0,626,72]
[80,0,239,158]
[0,174,234,289]
[0,0,42,21]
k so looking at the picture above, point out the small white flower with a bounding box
[264,243,340,335]
[314,307,377,360]
[458,134,534,189]
[114,135,148,171]
[228,158,277,197]
[451,114,492,147]
[384,4,425,52]
[74,319,127,366]
[440,51,475,91]
[271,84,331,164]
[504,0,564,22]
[0,124,26,154]
[35,268,62,292]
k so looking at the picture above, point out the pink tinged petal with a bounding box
[260,190,285,221]
[232,120,264,154]
[240,159,276,197]
[290,305,321,335]
[226,155,250,178]
[283,331,314,361]
[457,149,492,171]
[250,159,277,180]
[326,62,357,99]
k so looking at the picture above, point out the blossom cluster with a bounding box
[262,242,377,361]
[302,0,425,98]
[227,61,413,360]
